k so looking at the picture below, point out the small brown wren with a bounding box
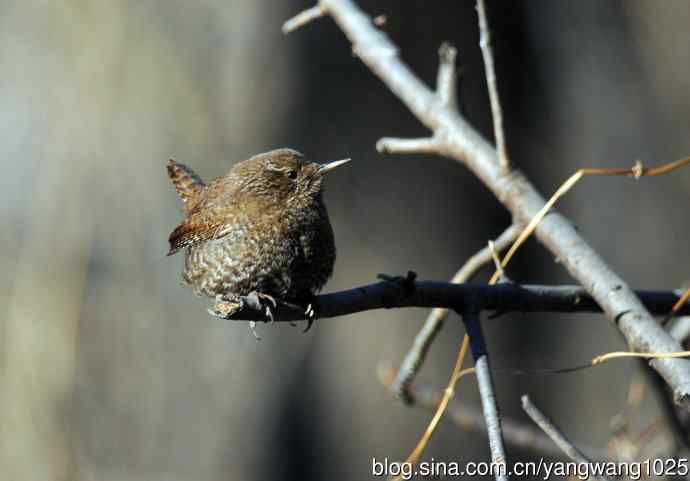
[166,148,349,332]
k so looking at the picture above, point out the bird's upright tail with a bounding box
[167,159,205,212]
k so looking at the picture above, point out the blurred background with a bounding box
[1,0,690,479]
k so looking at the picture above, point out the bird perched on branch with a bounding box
[166,148,349,335]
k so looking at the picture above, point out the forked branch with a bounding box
[288,0,690,406]
[390,225,518,403]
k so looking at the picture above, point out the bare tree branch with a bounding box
[391,225,518,403]
[476,0,509,172]
[210,280,690,322]
[437,42,459,110]
[459,311,508,480]
[670,316,690,343]
[282,5,325,34]
[522,395,614,481]
[375,44,460,157]
[376,137,439,155]
[309,0,690,407]
[385,371,610,461]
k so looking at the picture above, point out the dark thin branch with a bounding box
[307,0,690,407]
[521,395,613,481]
[391,225,518,403]
[210,280,690,322]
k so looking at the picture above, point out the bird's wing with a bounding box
[167,159,205,213]
[167,214,227,256]
[167,178,241,256]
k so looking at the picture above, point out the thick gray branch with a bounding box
[317,0,690,407]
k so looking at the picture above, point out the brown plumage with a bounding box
[166,148,348,308]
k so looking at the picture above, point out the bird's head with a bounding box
[229,148,350,208]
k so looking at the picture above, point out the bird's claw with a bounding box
[303,303,317,332]
[209,293,275,340]
[256,292,278,309]
[210,291,312,337]
[245,291,278,324]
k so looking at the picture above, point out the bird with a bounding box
[166,148,349,334]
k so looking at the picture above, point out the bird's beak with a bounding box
[318,158,351,175]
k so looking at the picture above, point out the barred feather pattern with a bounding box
[182,204,335,301]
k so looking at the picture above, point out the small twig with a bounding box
[521,395,595,463]
[593,350,690,364]
[376,42,462,157]
[521,395,613,481]
[391,337,471,481]
[487,240,506,281]
[437,42,458,110]
[450,227,519,285]
[390,225,518,403]
[282,4,326,34]
[664,285,690,325]
[476,0,509,172]
[464,312,508,480]
[642,365,690,455]
[376,137,439,155]
[372,14,386,27]
[378,366,609,461]
[489,156,690,286]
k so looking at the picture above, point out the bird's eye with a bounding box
[286,169,298,180]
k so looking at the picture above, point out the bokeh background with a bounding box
[1,0,690,479]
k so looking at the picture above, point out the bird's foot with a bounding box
[300,294,319,333]
[283,295,318,332]
[246,291,278,324]
[207,293,273,341]
[208,294,242,318]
